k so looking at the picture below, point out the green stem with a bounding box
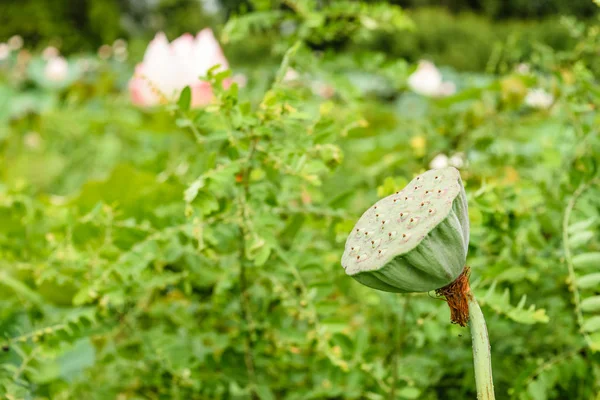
[468,296,495,400]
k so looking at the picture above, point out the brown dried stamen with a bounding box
[435,267,472,327]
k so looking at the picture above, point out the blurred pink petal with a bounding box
[194,28,229,73]
[191,81,214,107]
[129,29,234,108]
[129,64,161,106]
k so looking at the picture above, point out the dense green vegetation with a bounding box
[1,1,600,399]
[1,1,597,72]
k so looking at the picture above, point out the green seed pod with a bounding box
[341,167,469,293]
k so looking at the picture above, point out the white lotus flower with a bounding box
[310,81,335,99]
[449,153,465,169]
[44,56,69,82]
[42,46,59,60]
[515,63,530,75]
[408,61,455,97]
[0,43,9,61]
[8,35,23,50]
[98,45,112,60]
[23,132,42,149]
[429,154,449,169]
[524,88,554,109]
[129,29,232,108]
[283,68,300,82]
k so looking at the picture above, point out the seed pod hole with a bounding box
[408,217,420,228]
[371,238,382,248]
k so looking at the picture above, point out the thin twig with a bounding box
[237,135,259,399]
[177,109,205,144]
[13,347,39,383]
[522,349,580,388]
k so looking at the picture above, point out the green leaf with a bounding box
[568,217,598,234]
[582,316,600,332]
[576,273,600,289]
[275,41,301,84]
[477,281,549,324]
[568,231,594,248]
[580,296,600,312]
[255,384,275,400]
[398,387,421,399]
[572,252,600,269]
[184,178,205,203]
[178,86,191,111]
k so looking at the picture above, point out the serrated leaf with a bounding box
[581,296,600,312]
[477,283,549,324]
[178,86,191,111]
[582,316,600,332]
[572,252,600,270]
[576,273,600,289]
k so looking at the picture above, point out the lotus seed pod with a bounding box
[341,167,469,293]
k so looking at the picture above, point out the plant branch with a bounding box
[237,137,259,399]
[562,176,599,350]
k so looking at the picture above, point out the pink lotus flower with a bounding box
[129,29,230,108]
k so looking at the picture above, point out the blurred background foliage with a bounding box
[0,0,598,71]
[1,0,600,399]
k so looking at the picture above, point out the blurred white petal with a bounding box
[0,43,9,61]
[524,88,554,109]
[408,60,455,98]
[44,56,69,82]
[449,153,464,169]
[429,154,449,169]
[8,35,23,50]
[42,46,59,60]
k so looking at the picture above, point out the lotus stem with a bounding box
[468,296,495,400]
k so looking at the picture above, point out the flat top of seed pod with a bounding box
[342,167,464,275]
